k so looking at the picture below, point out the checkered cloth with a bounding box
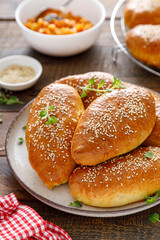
[0,193,72,240]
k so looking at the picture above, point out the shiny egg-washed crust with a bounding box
[26,83,84,189]
[124,0,160,28]
[69,147,160,207]
[57,72,160,147]
[71,86,156,166]
[56,72,128,109]
[126,25,160,68]
[143,99,160,146]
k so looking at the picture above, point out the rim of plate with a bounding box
[5,95,160,217]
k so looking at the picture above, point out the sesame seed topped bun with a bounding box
[69,146,160,207]
[124,0,160,28]
[126,25,160,68]
[143,99,160,147]
[26,83,84,189]
[71,86,156,166]
[56,72,121,109]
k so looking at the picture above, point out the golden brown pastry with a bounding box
[69,146,160,207]
[124,0,160,28]
[71,86,156,166]
[126,25,160,67]
[56,72,127,109]
[143,99,160,146]
[26,83,84,189]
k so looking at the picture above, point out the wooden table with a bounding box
[0,1,160,239]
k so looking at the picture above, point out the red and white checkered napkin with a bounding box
[0,193,72,240]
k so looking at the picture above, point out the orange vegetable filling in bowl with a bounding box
[24,9,93,35]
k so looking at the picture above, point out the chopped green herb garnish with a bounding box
[0,113,2,123]
[22,125,26,130]
[112,76,126,89]
[40,110,47,119]
[145,191,160,223]
[157,190,160,198]
[98,80,104,89]
[0,92,23,105]
[46,116,57,125]
[149,213,160,223]
[145,196,157,205]
[18,137,24,144]
[81,92,87,98]
[80,76,126,98]
[68,201,82,208]
[89,77,95,86]
[144,152,154,159]
[40,103,57,125]
[145,190,160,205]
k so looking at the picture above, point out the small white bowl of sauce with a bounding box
[0,55,42,91]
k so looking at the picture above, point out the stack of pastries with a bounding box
[26,72,160,207]
[124,0,160,67]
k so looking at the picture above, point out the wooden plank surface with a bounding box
[12,202,160,240]
[0,0,120,19]
[0,112,17,156]
[1,154,160,239]
[0,20,159,113]
[0,0,160,239]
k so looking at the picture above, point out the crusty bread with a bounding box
[26,83,84,189]
[124,0,160,28]
[56,72,127,109]
[71,86,156,166]
[126,25,160,67]
[69,147,160,207]
[143,99,160,146]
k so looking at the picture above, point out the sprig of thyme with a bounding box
[80,76,126,98]
[40,103,57,125]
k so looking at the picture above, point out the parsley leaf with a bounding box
[40,103,57,125]
[157,190,160,198]
[145,189,160,206]
[18,137,24,144]
[0,92,23,105]
[40,110,47,119]
[46,116,57,125]
[144,152,154,159]
[149,213,160,223]
[144,196,157,205]
[68,201,82,208]
[22,125,26,130]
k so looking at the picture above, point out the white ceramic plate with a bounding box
[6,99,160,217]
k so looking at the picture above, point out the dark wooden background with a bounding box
[0,0,160,239]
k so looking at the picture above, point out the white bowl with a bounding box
[0,55,42,91]
[15,0,106,57]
